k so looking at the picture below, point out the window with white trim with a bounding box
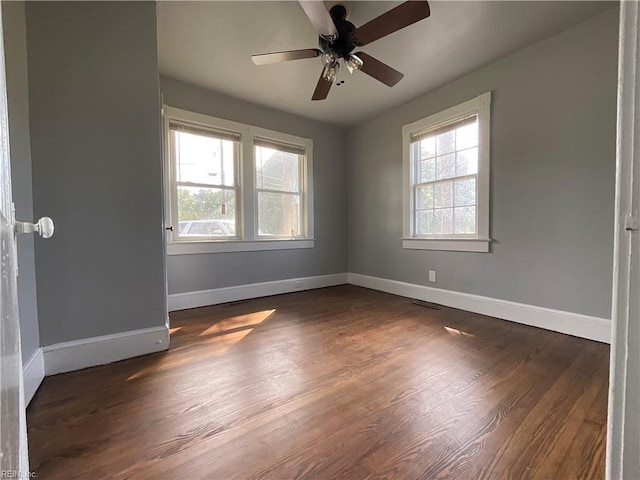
[164,106,314,255]
[402,92,491,252]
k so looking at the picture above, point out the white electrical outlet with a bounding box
[429,271,436,282]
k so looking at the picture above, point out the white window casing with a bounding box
[163,106,314,255]
[402,92,491,252]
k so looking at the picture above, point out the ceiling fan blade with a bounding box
[355,52,404,87]
[252,48,322,65]
[353,1,430,47]
[299,1,338,39]
[312,73,332,101]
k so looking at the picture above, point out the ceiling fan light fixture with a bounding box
[346,54,363,74]
[321,50,337,66]
[322,61,340,83]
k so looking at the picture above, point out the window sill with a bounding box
[402,237,491,253]
[167,239,315,255]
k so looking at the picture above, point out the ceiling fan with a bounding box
[251,1,431,101]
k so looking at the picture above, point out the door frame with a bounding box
[606,2,640,479]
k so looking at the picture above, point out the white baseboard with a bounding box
[36,273,608,378]
[348,273,611,344]
[43,325,170,376]
[168,273,348,311]
[23,348,44,406]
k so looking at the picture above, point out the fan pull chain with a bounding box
[337,59,346,86]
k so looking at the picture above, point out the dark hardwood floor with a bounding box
[27,285,609,479]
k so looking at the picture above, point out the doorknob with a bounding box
[15,217,55,239]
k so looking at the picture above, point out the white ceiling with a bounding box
[158,1,615,127]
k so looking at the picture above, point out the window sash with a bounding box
[170,129,239,189]
[173,184,239,240]
[413,173,479,236]
[169,124,241,241]
[257,191,303,238]
[411,123,480,236]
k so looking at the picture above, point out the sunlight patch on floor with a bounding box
[444,326,475,338]
[198,309,276,337]
[127,309,276,381]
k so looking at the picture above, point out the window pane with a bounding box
[456,147,478,176]
[258,192,301,236]
[419,158,436,182]
[255,146,300,193]
[437,131,455,155]
[416,185,433,209]
[416,210,433,235]
[172,130,236,187]
[454,206,476,234]
[456,121,478,150]
[454,177,476,206]
[420,137,436,159]
[433,208,453,234]
[177,186,236,237]
[434,181,453,208]
[437,153,455,180]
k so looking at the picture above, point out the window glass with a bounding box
[170,126,238,238]
[176,186,236,238]
[172,130,235,187]
[255,144,303,237]
[412,116,478,236]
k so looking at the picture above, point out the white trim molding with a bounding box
[402,237,490,253]
[168,273,348,311]
[167,238,314,255]
[348,273,610,344]
[23,348,44,406]
[43,325,170,376]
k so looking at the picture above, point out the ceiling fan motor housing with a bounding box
[319,4,357,59]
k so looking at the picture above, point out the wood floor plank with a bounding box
[26,285,609,479]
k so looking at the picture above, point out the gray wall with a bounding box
[347,9,618,319]
[3,1,40,363]
[161,77,348,295]
[26,2,166,345]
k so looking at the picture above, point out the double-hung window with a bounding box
[402,92,491,252]
[255,139,306,238]
[169,121,240,240]
[164,106,314,254]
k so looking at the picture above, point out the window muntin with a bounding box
[169,122,239,239]
[255,141,304,237]
[412,115,479,236]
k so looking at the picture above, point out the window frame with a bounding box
[402,92,491,253]
[163,106,314,255]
